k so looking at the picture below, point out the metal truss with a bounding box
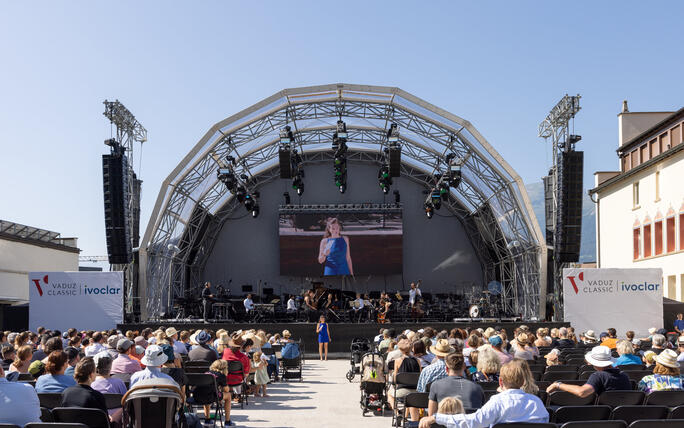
[140,84,546,321]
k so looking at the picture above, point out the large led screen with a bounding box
[279,211,402,276]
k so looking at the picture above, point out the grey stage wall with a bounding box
[202,161,483,296]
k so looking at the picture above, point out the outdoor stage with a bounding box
[118,321,569,353]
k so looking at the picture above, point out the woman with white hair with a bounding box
[472,348,501,382]
[614,340,642,367]
[649,334,667,355]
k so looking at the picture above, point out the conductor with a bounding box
[202,282,214,323]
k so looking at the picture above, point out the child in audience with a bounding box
[252,351,269,397]
[437,396,464,415]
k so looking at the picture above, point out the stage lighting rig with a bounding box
[445,152,463,188]
[387,123,399,144]
[292,173,304,196]
[430,187,442,210]
[424,200,435,219]
[244,193,259,218]
[378,163,392,194]
[280,126,294,145]
[217,167,237,190]
[333,120,348,193]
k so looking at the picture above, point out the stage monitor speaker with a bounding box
[279,148,292,178]
[241,285,253,293]
[102,153,132,265]
[542,173,555,247]
[555,150,583,263]
[389,146,401,177]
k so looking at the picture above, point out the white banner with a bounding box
[563,268,663,337]
[29,271,123,332]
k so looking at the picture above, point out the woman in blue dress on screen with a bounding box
[317,217,354,276]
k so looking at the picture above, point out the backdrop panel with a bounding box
[563,268,663,337]
[29,271,123,331]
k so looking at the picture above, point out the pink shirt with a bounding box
[494,349,513,365]
[110,353,142,374]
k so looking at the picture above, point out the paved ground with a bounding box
[226,359,393,428]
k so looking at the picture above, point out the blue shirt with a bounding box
[614,354,642,367]
[130,367,177,388]
[675,319,684,332]
[417,358,447,393]
[65,365,75,377]
[435,389,548,428]
[0,377,41,426]
[281,343,300,359]
[35,373,77,393]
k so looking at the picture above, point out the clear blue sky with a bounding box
[1,1,683,266]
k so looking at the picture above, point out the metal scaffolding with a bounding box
[139,84,547,320]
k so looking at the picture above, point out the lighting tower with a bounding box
[538,94,582,319]
[332,120,348,193]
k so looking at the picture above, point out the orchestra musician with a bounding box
[244,293,255,314]
[409,280,422,307]
[304,289,318,322]
[377,292,392,323]
[348,293,365,323]
[201,282,214,322]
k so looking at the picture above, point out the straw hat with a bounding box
[584,330,597,341]
[282,330,291,338]
[165,327,178,337]
[643,350,657,364]
[655,349,680,368]
[228,334,245,348]
[544,348,560,361]
[429,339,455,357]
[585,346,615,368]
[243,332,261,348]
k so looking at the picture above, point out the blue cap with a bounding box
[196,331,210,344]
[489,336,503,346]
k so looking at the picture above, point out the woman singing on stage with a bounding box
[316,314,331,360]
[317,217,353,276]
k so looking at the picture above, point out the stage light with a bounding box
[336,120,347,140]
[424,201,434,219]
[378,164,392,194]
[387,123,399,143]
[251,204,260,218]
[394,190,401,204]
[283,192,291,205]
[280,126,294,144]
[430,188,442,210]
[235,185,246,203]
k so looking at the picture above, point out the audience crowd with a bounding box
[0,326,302,427]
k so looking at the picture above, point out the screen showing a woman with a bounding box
[317,217,353,276]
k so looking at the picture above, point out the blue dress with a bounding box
[323,237,350,276]
[318,322,330,343]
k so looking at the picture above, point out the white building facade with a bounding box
[591,106,684,300]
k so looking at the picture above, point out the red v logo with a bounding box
[32,275,48,297]
[567,272,584,294]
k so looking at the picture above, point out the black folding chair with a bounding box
[611,405,669,424]
[617,364,645,371]
[402,392,429,428]
[645,390,684,407]
[40,407,54,422]
[547,365,580,372]
[597,391,645,406]
[579,371,595,380]
[0,424,20,428]
[553,405,612,423]
[25,424,89,428]
[102,393,124,409]
[392,372,420,427]
[281,356,302,382]
[624,371,653,381]
[186,373,224,426]
[476,381,500,391]
[110,372,132,384]
[52,407,110,428]
[226,360,248,409]
[491,423,556,428]
[669,405,684,419]
[38,393,63,410]
[547,391,596,407]
[543,371,579,381]
[560,422,627,428]
[628,420,684,428]
[18,373,34,381]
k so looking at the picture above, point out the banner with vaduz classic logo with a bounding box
[29,272,123,331]
[563,268,663,337]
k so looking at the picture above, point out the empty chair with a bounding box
[567,359,587,366]
[628,420,684,428]
[597,391,646,406]
[611,405,669,424]
[38,393,63,410]
[547,365,580,372]
[669,405,684,419]
[554,405,612,423]
[52,408,110,428]
[645,391,684,407]
[624,370,653,381]
[102,393,124,410]
[281,356,302,381]
[543,371,579,381]
[560,422,627,428]
[547,391,596,406]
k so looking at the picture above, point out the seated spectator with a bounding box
[9,345,32,374]
[199,359,234,426]
[281,340,301,360]
[85,332,106,356]
[62,357,121,424]
[650,334,667,355]
[378,329,392,352]
[105,334,120,359]
[160,344,187,389]
[188,331,218,363]
[546,345,630,397]
[39,336,64,364]
[412,340,431,369]
[62,346,79,375]
[638,349,683,393]
[428,353,484,415]
[466,350,479,376]
[472,348,501,383]
[280,330,293,344]
[0,364,41,426]
[677,337,684,363]
[130,344,177,388]
[35,350,77,393]
[165,327,187,356]
[417,339,453,392]
[29,360,45,378]
[388,339,421,420]
[614,340,642,367]
[437,396,464,416]
[601,328,618,349]
[222,335,250,388]
[626,330,640,347]
[111,338,142,374]
[30,334,50,362]
[90,353,127,423]
[419,359,548,428]
[513,333,538,360]
[1,345,15,370]
[534,328,551,347]
[582,330,598,345]
[488,336,512,365]
[643,350,657,368]
[556,327,576,349]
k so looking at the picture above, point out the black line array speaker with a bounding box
[555,150,583,263]
[103,153,132,264]
[279,148,292,178]
[542,172,555,247]
[389,146,401,177]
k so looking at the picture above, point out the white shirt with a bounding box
[244,298,254,311]
[353,298,364,311]
[409,287,422,304]
[173,340,187,355]
[85,342,106,357]
[287,298,297,311]
[435,389,548,428]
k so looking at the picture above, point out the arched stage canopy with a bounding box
[140,84,547,320]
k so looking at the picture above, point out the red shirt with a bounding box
[222,348,250,385]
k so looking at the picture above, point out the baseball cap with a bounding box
[28,360,45,377]
[117,338,133,353]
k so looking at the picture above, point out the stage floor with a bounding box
[119,320,568,353]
